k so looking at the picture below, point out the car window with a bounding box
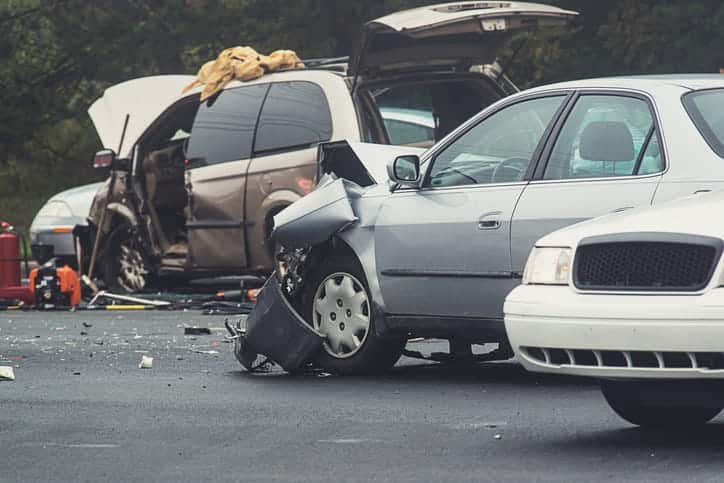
[254,81,333,154]
[544,95,663,180]
[682,88,724,158]
[372,80,501,146]
[186,84,269,167]
[382,117,434,146]
[426,96,565,188]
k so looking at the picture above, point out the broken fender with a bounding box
[272,178,360,249]
[272,141,424,248]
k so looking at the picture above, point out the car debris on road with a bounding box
[0,366,16,381]
[138,355,153,369]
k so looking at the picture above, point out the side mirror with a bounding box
[93,149,130,171]
[93,149,116,169]
[387,155,421,190]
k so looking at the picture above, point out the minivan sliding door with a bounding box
[184,84,270,271]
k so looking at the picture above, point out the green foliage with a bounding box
[2,0,724,231]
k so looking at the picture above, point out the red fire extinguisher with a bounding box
[0,221,22,288]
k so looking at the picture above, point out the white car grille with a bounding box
[522,346,724,371]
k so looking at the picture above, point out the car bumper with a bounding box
[505,285,724,379]
[30,216,86,263]
[30,231,75,262]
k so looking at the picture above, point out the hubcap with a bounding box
[312,272,371,359]
[117,240,149,293]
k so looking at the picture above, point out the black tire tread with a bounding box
[601,382,722,427]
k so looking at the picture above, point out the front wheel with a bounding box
[302,255,405,375]
[101,224,154,294]
[601,381,722,427]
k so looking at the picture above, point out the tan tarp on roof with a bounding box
[183,47,304,101]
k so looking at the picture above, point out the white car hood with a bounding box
[538,190,724,247]
[88,75,197,158]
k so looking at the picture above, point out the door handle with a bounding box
[694,189,711,195]
[478,211,502,230]
[611,206,634,213]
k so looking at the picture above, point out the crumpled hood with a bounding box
[538,190,724,247]
[318,141,426,186]
[273,142,424,248]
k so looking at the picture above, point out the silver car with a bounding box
[246,75,724,375]
[30,182,103,267]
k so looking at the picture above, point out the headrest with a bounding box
[580,121,635,162]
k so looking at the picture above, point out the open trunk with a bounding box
[351,1,578,78]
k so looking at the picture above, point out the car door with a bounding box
[511,92,666,272]
[184,83,270,270]
[375,94,567,319]
[244,80,335,270]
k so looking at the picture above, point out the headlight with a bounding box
[522,247,572,285]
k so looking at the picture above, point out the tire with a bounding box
[601,381,722,427]
[101,224,154,294]
[301,254,405,375]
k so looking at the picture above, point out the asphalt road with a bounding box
[2,311,724,483]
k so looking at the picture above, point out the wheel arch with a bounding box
[307,231,387,314]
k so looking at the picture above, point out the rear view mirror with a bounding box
[93,149,116,169]
[387,155,421,190]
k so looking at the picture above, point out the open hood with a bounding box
[88,75,197,158]
[350,1,578,78]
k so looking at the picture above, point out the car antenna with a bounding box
[85,114,130,288]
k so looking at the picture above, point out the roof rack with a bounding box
[302,56,350,68]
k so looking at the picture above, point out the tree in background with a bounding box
[2,0,724,232]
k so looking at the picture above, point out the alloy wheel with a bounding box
[117,240,150,293]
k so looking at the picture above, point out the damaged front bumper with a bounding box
[227,272,324,373]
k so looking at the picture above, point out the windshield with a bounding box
[683,88,724,158]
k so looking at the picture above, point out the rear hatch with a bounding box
[350,1,578,78]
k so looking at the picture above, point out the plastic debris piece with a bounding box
[184,327,211,335]
[190,349,219,355]
[138,355,153,369]
[0,366,15,381]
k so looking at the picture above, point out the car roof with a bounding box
[525,74,724,94]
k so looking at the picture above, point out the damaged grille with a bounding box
[523,347,724,371]
[574,236,721,292]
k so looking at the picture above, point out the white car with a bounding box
[505,187,724,427]
[30,182,103,267]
